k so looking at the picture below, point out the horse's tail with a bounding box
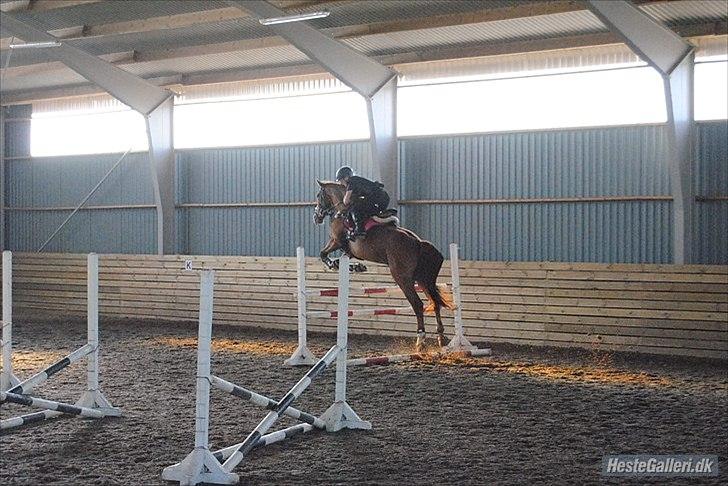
[414,242,455,315]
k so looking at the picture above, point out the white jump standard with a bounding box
[163,257,370,486]
[287,243,490,366]
[1,250,20,390]
[0,252,120,431]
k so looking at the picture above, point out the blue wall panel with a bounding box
[400,125,673,262]
[4,121,726,262]
[178,141,372,255]
[5,151,157,253]
[401,126,670,200]
[694,120,728,264]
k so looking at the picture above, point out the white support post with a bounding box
[76,253,120,415]
[162,270,238,486]
[319,254,371,432]
[444,243,476,352]
[285,247,316,366]
[1,250,19,390]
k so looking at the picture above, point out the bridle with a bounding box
[313,187,346,224]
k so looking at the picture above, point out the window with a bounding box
[397,66,667,136]
[174,91,369,149]
[31,108,147,157]
[30,56,724,156]
[695,61,728,121]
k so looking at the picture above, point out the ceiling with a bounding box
[0,0,726,103]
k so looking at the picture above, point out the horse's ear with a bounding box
[316,179,323,187]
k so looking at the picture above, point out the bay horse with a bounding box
[313,180,454,351]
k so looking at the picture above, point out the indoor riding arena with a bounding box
[0,1,726,486]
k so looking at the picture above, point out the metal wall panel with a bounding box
[6,208,156,254]
[178,141,372,255]
[185,206,331,257]
[6,152,154,206]
[3,105,31,158]
[400,125,673,262]
[694,120,728,264]
[179,142,372,204]
[402,201,672,262]
[5,151,157,253]
[401,126,671,199]
[5,122,727,262]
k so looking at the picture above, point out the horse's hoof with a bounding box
[415,333,426,353]
[437,334,447,348]
[349,263,367,273]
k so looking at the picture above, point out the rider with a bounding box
[335,166,390,239]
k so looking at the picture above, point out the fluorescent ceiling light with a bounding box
[9,41,62,49]
[259,11,329,25]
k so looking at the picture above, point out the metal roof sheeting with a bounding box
[1,0,726,99]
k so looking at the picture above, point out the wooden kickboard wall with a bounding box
[2,252,727,359]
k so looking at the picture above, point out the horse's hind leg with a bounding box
[434,300,446,348]
[424,286,447,348]
[392,274,426,352]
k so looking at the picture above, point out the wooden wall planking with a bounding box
[2,253,726,359]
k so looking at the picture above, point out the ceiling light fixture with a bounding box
[259,11,330,25]
[8,41,62,49]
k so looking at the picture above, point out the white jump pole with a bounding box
[75,253,121,414]
[285,247,316,366]
[1,253,120,430]
[162,270,239,486]
[1,250,20,391]
[319,254,371,432]
[444,243,477,352]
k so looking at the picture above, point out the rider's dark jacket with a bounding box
[345,176,390,217]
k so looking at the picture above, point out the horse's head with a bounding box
[313,180,344,225]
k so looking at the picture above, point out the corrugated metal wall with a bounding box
[4,119,727,263]
[399,125,673,262]
[178,142,373,255]
[695,120,728,264]
[6,151,156,253]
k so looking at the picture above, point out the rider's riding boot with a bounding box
[349,213,367,240]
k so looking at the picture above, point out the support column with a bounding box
[366,77,399,203]
[146,97,176,255]
[665,54,695,264]
[585,0,696,263]
[227,1,399,203]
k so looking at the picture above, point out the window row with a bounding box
[30,62,727,157]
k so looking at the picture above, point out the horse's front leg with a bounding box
[319,238,342,270]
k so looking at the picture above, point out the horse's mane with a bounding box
[317,180,345,195]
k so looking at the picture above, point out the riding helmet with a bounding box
[335,166,354,181]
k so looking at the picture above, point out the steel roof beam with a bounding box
[0,1,348,51]
[0,12,176,255]
[2,27,722,106]
[228,0,399,201]
[0,0,102,13]
[585,0,696,263]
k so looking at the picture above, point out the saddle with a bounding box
[343,209,399,234]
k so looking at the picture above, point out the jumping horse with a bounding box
[313,181,454,351]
